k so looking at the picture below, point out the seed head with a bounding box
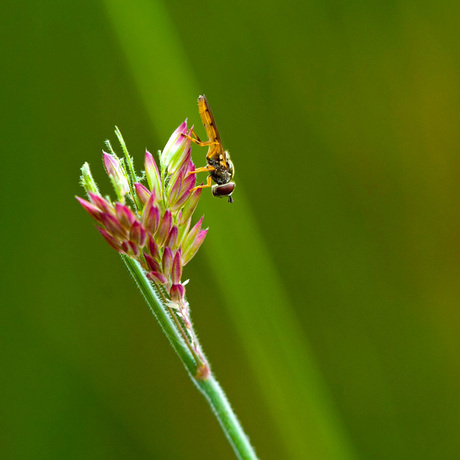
[77,123,208,308]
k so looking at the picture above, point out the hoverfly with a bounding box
[185,95,235,203]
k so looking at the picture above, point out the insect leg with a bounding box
[190,129,202,142]
[187,165,215,176]
[183,131,219,147]
[182,128,202,143]
[190,175,213,192]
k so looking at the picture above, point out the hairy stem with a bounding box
[195,376,258,460]
[122,255,196,373]
[121,255,257,459]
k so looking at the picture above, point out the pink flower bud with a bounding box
[88,192,112,213]
[156,210,172,246]
[115,203,136,228]
[171,249,182,284]
[124,240,140,257]
[170,283,185,303]
[167,169,184,206]
[145,150,162,200]
[76,196,102,221]
[171,174,196,212]
[165,226,179,250]
[144,252,161,273]
[146,271,168,285]
[103,152,130,196]
[135,182,151,206]
[182,217,203,254]
[148,236,160,260]
[160,121,188,174]
[182,229,208,265]
[130,221,147,248]
[96,227,122,252]
[180,188,201,224]
[142,203,160,235]
[162,247,173,277]
[177,216,191,247]
[100,212,127,240]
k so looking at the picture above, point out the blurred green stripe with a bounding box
[103,1,356,458]
[102,0,196,137]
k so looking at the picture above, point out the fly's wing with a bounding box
[197,95,225,161]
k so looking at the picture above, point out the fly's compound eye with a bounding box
[212,182,235,203]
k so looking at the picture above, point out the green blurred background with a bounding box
[2,0,460,458]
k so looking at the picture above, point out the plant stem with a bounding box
[166,303,204,367]
[121,255,258,459]
[195,376,258,460]
[122,254,195,373]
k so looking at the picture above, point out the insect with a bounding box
[185,95,235,203]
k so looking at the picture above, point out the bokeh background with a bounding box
[2,0,460,458]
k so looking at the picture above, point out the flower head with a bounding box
[77,123,207,308]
